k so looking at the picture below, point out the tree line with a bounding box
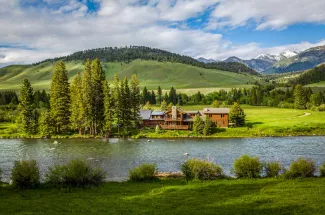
[141,84,325,111]
[18,59,141,137]
[33,46,258,76]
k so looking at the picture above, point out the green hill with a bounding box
[0,60,257,91]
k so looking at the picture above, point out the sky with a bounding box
[1,0,325,66]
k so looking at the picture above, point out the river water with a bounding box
[1,137,325,182]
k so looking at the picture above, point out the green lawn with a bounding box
[1,178,325,215]
[0,60,257,91]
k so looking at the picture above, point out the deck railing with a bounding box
[160,125,189,130]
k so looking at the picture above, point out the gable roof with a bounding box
[140,110,152,120]
[202,108,230,114]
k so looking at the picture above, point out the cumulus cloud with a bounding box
[0,0,325,66]
[207,0,325,30]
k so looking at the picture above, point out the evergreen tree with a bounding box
[70,72,84,135]
[143,101,152,110]
[203,117,212,136]
[193,115,204,134]
[164,92,169,103]
[169,87,177,105]
[294,84,307,110]
[160,100,168,111]
[130,75,141,128]
[112,74,122,136]
[91,59,105,135]
[310,92,324,106]
[230,102,246,127]
[50,61,71,133]
[82,59,93,134]
[18,79,38,135]
[142,87,149,104]
[251,87,257,106]
[39,110,54,137]
[157,86,162,104]
[151,90,156,105]
[121,77,132,133]
[103,80,113,137]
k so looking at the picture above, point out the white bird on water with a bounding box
[184,153,189,156]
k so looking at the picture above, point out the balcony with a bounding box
[164,118,183,121]
[160,125,189,130]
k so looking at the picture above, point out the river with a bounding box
[1,136,325,182]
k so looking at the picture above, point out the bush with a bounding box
[45,159,105,188]
[319,163,325,177]
[129,164,157,182]
[233,155,262,178]
[11,160,40,189]
[181,158,223,181]
[285,158,316,179]
[263,161,283,178]
[318,104,325,112]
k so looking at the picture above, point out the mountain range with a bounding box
[198,45,325,74]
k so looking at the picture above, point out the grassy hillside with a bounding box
[1,178,325,215]
[0,60,257,91]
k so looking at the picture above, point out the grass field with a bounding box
[0,60,257,91]
[1,178,325,215]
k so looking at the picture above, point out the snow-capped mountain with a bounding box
[256,54,278,62]
[197,57,217,64]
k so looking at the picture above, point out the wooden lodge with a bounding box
[140,106,230,130]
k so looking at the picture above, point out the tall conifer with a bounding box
[70,72,84,135]
[50,61,70,133]
[130,75,141,128]
[103,80,113,137]
[82,59,93,134]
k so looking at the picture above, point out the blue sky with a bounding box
[1,0,325,65]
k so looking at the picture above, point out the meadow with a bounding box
[1,178,325,215]
[0,60,256,91]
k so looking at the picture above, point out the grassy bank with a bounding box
[1,105,325,138]
[1,178,325,215]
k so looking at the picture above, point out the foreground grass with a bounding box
[1,178,325,215]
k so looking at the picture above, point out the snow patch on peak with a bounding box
[280,50,298,58]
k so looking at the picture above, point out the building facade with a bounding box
[140,106,229,130]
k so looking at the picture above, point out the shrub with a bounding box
[263,161,283,178]
[45,159,105,188]
[11,160,40,189]
[319,163,325,177]
[129,164,157,182]
[233,155,262,178]
[319,104,325,112]
[285,158,316,179]
[181,158,223,181]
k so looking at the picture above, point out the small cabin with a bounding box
[202,108,229,128]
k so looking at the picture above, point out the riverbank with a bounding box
[1,106,325,139]
[1,178,325,215]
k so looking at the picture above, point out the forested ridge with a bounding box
[33,46,259,76]
[291,64,325,85]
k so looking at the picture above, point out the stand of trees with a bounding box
[142,84,324,111]
[33,46,258,76]
[18,59,141,137]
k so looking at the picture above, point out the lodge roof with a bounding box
[151,111,165,116]
[140,110,152,120]
[202,108,230,114]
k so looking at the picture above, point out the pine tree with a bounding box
[18,79,38,135]
[130,74,141,128]
[142,87,149,104]
[91,59,105,135]
[151,90,156,105]
[121,77,132,134]
[193,115,204,134]
[50,61,71,133]
[82,59,93,134]
[230,102,246,127]
[112,74,122,136]
[39,110,54,137]
[103,80,113,137]
[157,86,162,104]
[169,87,177,105]
[70,71,84,135]
[294,84,307,110]
[251,87,257,106]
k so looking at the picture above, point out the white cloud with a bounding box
[1,0,325,66]
[208,0,325,30]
